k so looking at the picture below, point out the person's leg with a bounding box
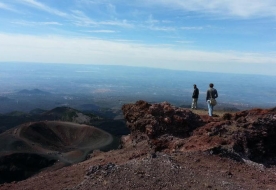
[191,98,195,109]
[207,101,213,116]
[194,98,198,109]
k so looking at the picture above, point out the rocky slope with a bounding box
[1,100,276,190]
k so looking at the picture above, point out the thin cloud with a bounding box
[0,2,17,12]
[181,27,203,30]
[141,0,276,19]
[11,20,62,26]
[71,10,97,26]
[106,3,117,15]
[1,33,275,68]
[21,0,67,17]
[145,15,175,31]
[41,22,62,26]
[100,20,132,28]
[71,10,133,28]
[78,0,111,6]
[146,14,159,24]
[86,30,117,33]
[149,26,175,31]
[175,40,194,44]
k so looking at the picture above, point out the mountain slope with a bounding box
[1,101,276,189]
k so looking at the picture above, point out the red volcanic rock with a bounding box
[122,100,204,139]
[122,100,205,152]
[230,108,276,163]
[122,101,276,165]
[180,107,276,165]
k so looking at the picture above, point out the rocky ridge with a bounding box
[122,100,276,166]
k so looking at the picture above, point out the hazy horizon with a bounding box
[0,62,276,113]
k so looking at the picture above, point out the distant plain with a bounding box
[0,62,276,114]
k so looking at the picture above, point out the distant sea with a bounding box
[0,62,276,112]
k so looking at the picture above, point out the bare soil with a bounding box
[1,138,276,190]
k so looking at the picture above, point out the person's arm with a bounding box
[214,89,218,98]
[206,90,209,101]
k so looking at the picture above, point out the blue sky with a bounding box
[1,0,276,75]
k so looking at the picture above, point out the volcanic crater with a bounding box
[0,121,113,183]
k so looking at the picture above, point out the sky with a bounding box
[0,0,276,75]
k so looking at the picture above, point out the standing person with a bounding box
[191,84,199,109]
[206,83,218,116]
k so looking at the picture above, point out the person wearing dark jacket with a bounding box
[206,83,218,116]
[191,84,199,109]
